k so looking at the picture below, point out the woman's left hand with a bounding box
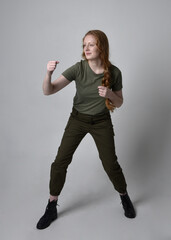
[98,86,111,99]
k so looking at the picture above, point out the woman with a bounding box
[37,30,136,230]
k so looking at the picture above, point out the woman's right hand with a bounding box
[47,61,59,75]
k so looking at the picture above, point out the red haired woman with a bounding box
[37,30,136,230]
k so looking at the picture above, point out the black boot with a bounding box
[36,200,58,229]
[120,193,136,218]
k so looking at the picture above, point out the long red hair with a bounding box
[82,30,115,112]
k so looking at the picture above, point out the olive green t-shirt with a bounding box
[62,60,122,115]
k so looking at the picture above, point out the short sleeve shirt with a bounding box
[62,60,122,115]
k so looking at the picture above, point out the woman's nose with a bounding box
[85,44,89,50]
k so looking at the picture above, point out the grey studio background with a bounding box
[0,0,171,239]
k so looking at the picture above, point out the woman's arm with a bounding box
[98,86,123,108]
[108,89,123,108]
[43,61,71,95]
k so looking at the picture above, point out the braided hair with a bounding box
[82,30,115,112]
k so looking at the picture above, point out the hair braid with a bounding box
[102,62,116,112]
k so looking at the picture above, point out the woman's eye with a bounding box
[83,43,95,48]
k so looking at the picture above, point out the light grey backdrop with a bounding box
[0,0,171,239]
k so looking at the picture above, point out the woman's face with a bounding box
[83,35,100,61]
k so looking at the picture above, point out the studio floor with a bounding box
[1,148,171,240]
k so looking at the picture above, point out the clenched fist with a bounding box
[47,61,59,74]
[98,86,112,99]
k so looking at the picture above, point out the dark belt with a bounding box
[71,107,110,124]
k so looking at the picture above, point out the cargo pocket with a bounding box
[107,118,115,136]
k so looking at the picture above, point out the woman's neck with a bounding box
[88,59,104,74]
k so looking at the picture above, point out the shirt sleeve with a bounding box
[62,62,80,82]
[111,68,123,91]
